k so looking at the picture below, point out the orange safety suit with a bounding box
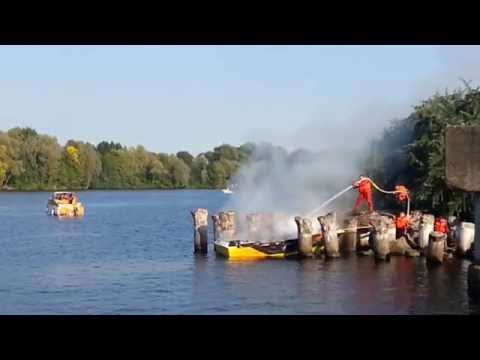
[434,218,449,234]
[395,214,409,237]
[353,177,373,212]
[395,185,409,202]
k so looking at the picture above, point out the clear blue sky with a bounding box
[0,45,476,155]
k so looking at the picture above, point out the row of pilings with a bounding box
[191,208,476,265]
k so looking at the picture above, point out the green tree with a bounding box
[176,151,194,167]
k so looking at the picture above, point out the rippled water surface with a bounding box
[0,190,479,314]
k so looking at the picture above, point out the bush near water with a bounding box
[1,82,479,220]
[365,81,480,220]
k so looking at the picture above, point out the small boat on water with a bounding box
[47,191,85,218]
[222,187,233,194]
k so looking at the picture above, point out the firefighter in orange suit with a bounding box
[352,175,373,212]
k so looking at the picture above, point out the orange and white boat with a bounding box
[47,192,85,218]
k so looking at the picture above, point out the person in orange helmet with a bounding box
[395,211,409,238]
[352,175,373,212]
[395,185,409,202]
[434,217,449,234]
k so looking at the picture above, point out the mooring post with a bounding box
[216,211,236,241]
[418,214,435,250]
[370,215,391,261]
[457,221,475,257]
[468,194,480,296]
[342,217,357,254]
[295,217,313,257]
[318,212,340,258]
[426,231,446,264]
[191,208,208,253]
[211,214,220,252]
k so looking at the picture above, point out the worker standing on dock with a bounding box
[395,185,409,202]
[395,212,409,238]
[352,175,374,212]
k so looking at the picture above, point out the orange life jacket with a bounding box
[354,178,372,193]
[434,218,449,234]
[395,215,409,230]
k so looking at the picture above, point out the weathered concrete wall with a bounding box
[445,127,480,192]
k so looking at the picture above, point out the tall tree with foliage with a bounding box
[367,82,480,219]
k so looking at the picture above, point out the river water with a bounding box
[0,190,479,314]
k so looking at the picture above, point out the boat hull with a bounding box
[47,202,85,218]
[214,240,298,260]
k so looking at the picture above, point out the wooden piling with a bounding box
[295,217,313,257]
[342,217,357,254]
[216,211,236,241]
[418,214,435,249]
[386,217,396,242]
[191,208,208,253]
[211,214,220,252]
[457,222,475,257]
[318,212,340,258]
[370,215,391,261]
[426,231,446,264]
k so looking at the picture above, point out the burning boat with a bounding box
[214,239,299,260]
[211,212,313,259]
[47,191,85,218]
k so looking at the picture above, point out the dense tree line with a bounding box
[0,128,254,191]
[365,82,480,220]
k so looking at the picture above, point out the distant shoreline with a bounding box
[0,188,221,193]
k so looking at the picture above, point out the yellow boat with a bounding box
[47,192,85,218]
[214,239,299,260]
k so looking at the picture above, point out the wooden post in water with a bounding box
[318,212,340,258]
[418,214,435,250]
[370,215,391,261]
[295,217,313,257]
[457,222,475,257]
[426,231,446,264]
[386,217,396,242]
[445,127,480,297]
[191,208,208,253]
[211,214,219,251]
[215,211,236,242]
[342,217,357,254]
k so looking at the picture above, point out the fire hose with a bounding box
[306,178,411,218]
[364,177,411,216]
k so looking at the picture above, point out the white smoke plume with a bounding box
[222,107,395,240]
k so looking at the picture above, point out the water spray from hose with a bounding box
[305,185,353,218]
